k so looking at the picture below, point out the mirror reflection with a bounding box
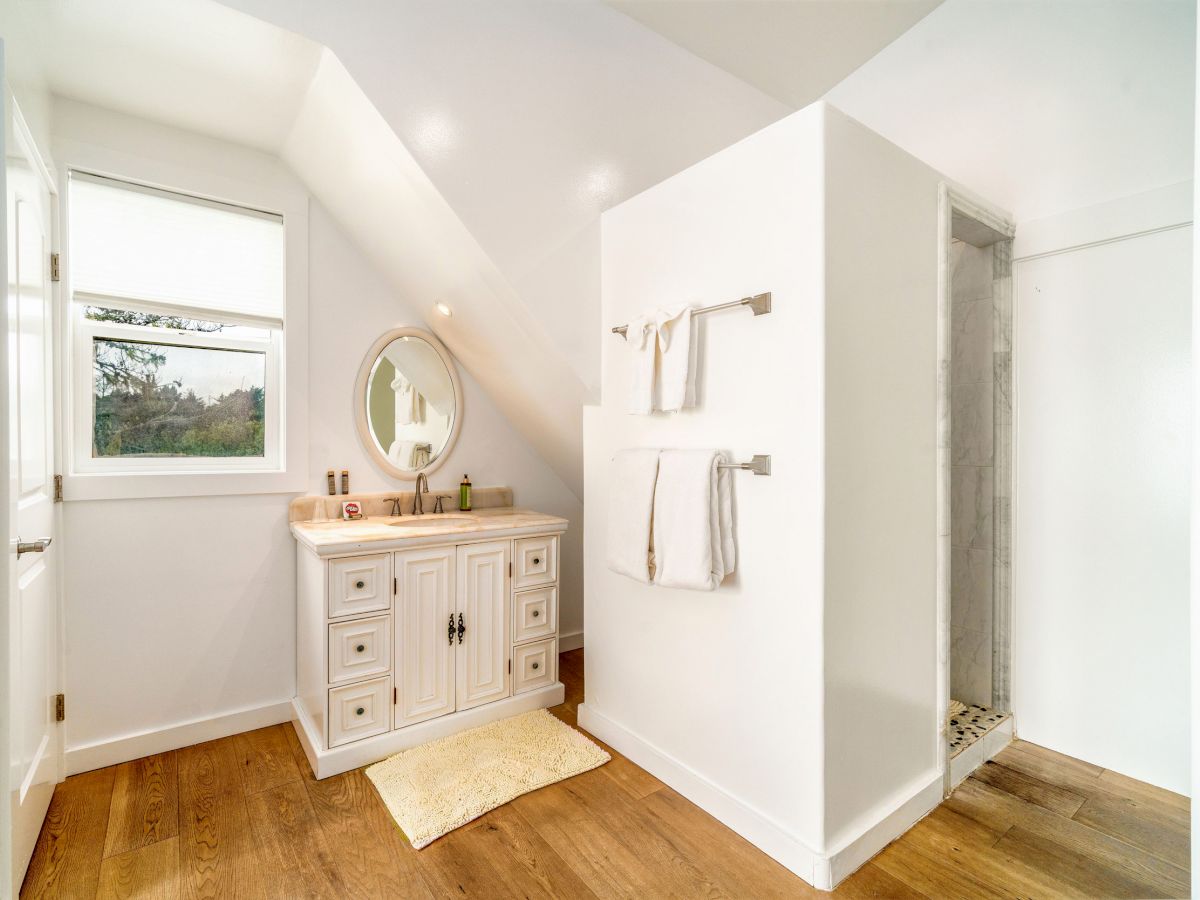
[365,335,456,472]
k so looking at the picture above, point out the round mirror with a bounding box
[354,327,463,479]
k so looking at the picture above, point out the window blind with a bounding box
[69,173,284,322]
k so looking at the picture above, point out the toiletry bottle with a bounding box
[459,474,472,511]
[326,470,336,495]
[341,470,349,494]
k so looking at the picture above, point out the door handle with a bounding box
[448,613,455,646]
[16,537,52,557]
[457,612,465,644]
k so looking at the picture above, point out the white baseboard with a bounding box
[578,702,822,887]
[820,769,943,889]
[558,629,584,652]
[578,703,944,892]
[65,700,293,775]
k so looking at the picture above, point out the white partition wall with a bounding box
[581,103,947,888]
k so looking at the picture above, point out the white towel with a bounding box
[626,316,657,415]
[391,373,424,426]
[606,449,660,583]
[655,305,696,412]
[652,449,735,591]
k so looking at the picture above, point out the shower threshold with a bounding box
[948,701,1014,788]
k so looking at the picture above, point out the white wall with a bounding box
[1013,184,1192,795]
[583,105,828,874]
[821,106,942,853]
[581,103,946,886]
[54,102,582,770]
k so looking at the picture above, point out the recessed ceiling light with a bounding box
[435,303,453,317]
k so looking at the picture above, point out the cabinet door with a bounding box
[395,547,455,727]
[455,541,511,711]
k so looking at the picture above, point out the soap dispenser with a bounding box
[459,474,472,512]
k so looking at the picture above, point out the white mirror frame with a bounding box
[353,326,464,481]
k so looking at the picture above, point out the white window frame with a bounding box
[56,134,308,501]
[72,295,282,474]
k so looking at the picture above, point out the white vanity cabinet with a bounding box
[292,515,566,779]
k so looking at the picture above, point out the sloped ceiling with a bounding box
[606,0,943,108]
[19,0,945,497]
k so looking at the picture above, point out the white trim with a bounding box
[557,629,584,652]
[821,769,943,889]
[294,682,565,780]
[65,700,293,775]
[53,127,309,501]
[577,703,822,888]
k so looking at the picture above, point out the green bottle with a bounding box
[459,474,472,511]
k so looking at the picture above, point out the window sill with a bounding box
[61,469,307,502]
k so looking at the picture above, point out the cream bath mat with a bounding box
[365,709,610,848]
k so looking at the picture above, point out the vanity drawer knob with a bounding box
[355,580,365,590]
[355,707,365,716]
[533,557,541,566]
[532,661,540,670]
[532,610,540,618]
[355,644,365,653]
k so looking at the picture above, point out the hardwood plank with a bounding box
[105,752,180,858]
[1009,740,1104,777]
[20,765,116,899]
[1072,791,1191,870]
[835,861,929,899]
[97,836,181,900]
[230,725,302,796]
[1097,768,1190,814]
[245,780,348,899]
[970,759,1087,816]
[947,777,1190,897]
[177,738,266,900]
[873,839,1011,900]
[640,787,816,899]
[994,826,1169,899]
[420,804,599,899]
[295,762,434,899]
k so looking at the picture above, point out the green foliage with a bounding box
[89,309,264,458]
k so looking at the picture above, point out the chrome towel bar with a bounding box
[611,292,772,338]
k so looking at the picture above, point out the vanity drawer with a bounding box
[328,615,391,685]
[328,676,391,747]
[513,638,556,694]
[513,586,556,644]
[328,554,391,619]
[512,536,557,590]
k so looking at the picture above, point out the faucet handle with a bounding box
[433,494,452,514]
[384,497,401,517]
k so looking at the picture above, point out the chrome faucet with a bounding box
[413,473,429,515]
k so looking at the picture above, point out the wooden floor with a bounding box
[23,649,1191,899]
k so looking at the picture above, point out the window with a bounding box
[68,172,285,474]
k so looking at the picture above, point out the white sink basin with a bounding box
[386,516,476,529]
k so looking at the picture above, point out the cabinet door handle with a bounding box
[532,557,541,566]
[532,661,540,670]
[355,644,365,653]
[355,707,365,716]
[355,580,365,590]
[532,610,540,618]
[448,613,455,646]
[457,612,465,644]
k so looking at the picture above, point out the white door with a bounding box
[395,547,455,727]
[5,94,61,894]
[455,541,510,711]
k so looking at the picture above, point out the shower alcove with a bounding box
[940,191,1015,787]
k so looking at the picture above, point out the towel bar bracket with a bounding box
[718,454,771,476]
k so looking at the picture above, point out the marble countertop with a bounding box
[291,507,568,556]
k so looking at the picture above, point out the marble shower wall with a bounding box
[949,240,995,708]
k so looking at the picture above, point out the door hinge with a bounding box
[50,253,60,282]
[393,577,397,595]
[508,562,512,578]
[508,658,512,675]
[393,687,397,705]
[55,693,65,722]
[53,474,63,503]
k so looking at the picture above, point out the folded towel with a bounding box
[655,305,696,412]
[652,449,735,591]
[606,449,660,583]
[626,315,657,415]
